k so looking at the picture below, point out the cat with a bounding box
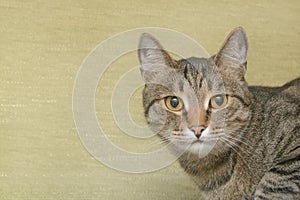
[137,27,300,199]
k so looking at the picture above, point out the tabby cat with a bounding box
[138,28,300,199]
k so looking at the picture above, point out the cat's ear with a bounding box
[214,27,248,81]
[138,33,173,82]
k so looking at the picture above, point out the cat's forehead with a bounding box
[178,56,225,94]
[184,57,211,72]
[179,56,218,77]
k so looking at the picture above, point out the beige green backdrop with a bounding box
[1,1,299,199]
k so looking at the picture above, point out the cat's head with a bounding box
[138,28,251,158]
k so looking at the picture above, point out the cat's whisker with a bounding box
[221,135,252,156]
[219,137,251,169]
[221,137,255,172]
[143,136,170,151]
[224,131,254,149]
[223,134,252,149]
[144,132,194,151]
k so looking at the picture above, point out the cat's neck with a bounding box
[178,144,240,191]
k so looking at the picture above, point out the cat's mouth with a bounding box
[171,128,214,141]
[192,139,203,144]
[169,127,219,157]
[172,128,216,143]
[186,138,217,158]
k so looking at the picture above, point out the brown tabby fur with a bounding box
[138,28,300,199]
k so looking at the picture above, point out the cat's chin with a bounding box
[187,140,217,158]
[173,139,217,158]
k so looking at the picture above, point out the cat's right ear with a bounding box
[138,33,173,82]
[214,27,248,81]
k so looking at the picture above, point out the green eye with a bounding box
[165,96,183,111]
[210,94,228,109]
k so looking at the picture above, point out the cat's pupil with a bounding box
[170,97,179,108]
[214,95,224,106]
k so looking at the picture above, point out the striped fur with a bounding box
[138,28,300,199]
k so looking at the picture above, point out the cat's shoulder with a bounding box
[282,76,300,88]
[280,77,300,98]
[249,77,300,122]
[273,77,300,104]
[249,77,300,102]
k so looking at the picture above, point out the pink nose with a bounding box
[190,126,206,139]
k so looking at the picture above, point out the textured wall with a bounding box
[0,1,299,199]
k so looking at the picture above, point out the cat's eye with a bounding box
[165,96,183,111]
[210,94,228,109]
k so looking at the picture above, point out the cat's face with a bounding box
[138,28,251,158]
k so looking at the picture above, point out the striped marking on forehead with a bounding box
[182,57,208,89]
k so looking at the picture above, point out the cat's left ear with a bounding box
[138,33,173,82]
[214,27,248,81]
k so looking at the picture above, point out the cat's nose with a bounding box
[190,126,206,139]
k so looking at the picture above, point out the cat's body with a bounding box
[138,28,300,199]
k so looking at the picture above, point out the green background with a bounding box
[1,1,299,199]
